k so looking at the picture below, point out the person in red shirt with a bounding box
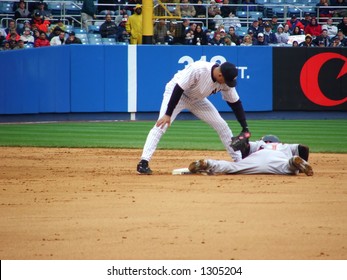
[304,17,322,37]
[286,15,305,34]
[34,31,50,47]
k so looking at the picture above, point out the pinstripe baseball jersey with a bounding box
[166,61,240,103]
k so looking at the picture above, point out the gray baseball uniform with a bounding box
[205,141,301,175]
[140,61,247,164]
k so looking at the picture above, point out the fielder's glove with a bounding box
[230,130,251,152]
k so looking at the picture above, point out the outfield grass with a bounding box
[0,120,346,153]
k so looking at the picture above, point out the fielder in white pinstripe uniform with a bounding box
[137,61,250,175]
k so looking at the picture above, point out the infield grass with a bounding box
[0,120,346,153]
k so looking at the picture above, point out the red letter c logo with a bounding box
[300,52,347,107]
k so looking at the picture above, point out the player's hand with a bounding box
[156,115,171,129]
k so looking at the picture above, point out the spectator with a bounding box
[332,29,347,45]
[221,0,235,18]
[208,0,221,29]
[185,29,194,44]
[177,0,196,18]
[292,40,299,47]
[223,12,241,30]
[8,33,19,49]
[48,26,64,41]
[313,29,331,46]
[0,27,6,46]
[126,4,143,44]
[258,17,264,29]
[32,28,40,40]
[100,14,119,40]
[299,34,315,47]
[316,0,333,20]
[49,19,66,34]
[195,0,207,18]
[322,18,338,38]
[6,31,20,42]
[227,26,240,45]
[14,0,31,20]
[1,41,11,51]
[304,17,322,37]
[114,0,131,16]
[126,0,142,15]
[292,25,303,36]
[286,15,305,34]
[81,0,96,30]
[270,15,280,33]
[65,31,82,44]
[50,30,66,46]
[263,22,277,44]
[34,31,50,47]
[209,31,224,45]
[173,18,190,44]
[247,29,257,44]
[30,12,50,33]
[337,16,347,36]
[20,27,35,44]
[240,34,252,46]
[300,12,312,28]
[34,1,52,19]
[13,39,25,49]
[329,36,344,47]
[5,20,20,36]
[165,21,176,45]
[97,0,116,16]
[248,19,263,37]
[254,32,268,45]
[223,35,236,46]
[117,16,130,43]
[275,24,289,44]
[154,19,168,44]
[192,24,207,45]
[331,0,347,17]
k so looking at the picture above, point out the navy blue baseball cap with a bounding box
[220,62,238,87]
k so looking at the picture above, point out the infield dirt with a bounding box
[0,147,346,260]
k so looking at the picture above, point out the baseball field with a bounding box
[0,119,346,260]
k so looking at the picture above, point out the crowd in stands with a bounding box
[1,0,347,51]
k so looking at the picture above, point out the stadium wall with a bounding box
[0,45,346,116]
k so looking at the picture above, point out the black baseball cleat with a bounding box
[137,160,153,175]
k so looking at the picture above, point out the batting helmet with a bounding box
[262,135,280,143]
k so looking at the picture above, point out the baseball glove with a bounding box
[230,131,251,152]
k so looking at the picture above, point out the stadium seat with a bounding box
[48,3,62,16]
[236,26,249,37]
[88,25,100,34]
[88,33,102,39]
[0,2,14,14]
[65,3,81,15]
[255,0,270,4]
[285,0,303,4]
[73,28,87,34]
[236,11,248,18]
[272,6,285,17]
[269,0,284,4]
[249,11,263,20]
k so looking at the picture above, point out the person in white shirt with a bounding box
[50,30,66,46]
[322,18,338,38]
[20,27,35,44]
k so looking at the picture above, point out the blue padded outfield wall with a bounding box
[0,45,346,115]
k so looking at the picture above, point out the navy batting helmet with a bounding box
[262,135,280,143]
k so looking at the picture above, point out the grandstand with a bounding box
[0,0,346,45]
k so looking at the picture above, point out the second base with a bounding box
[172,168,192,175]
